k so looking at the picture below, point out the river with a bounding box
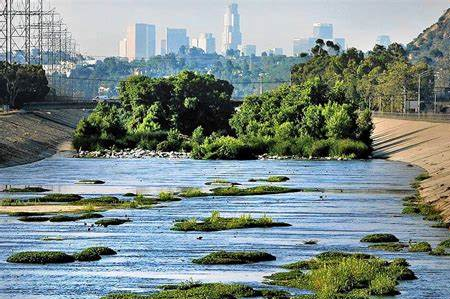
[0,157,449,299]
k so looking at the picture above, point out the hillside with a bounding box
[407,8,450,65]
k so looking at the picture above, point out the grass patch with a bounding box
[7,251,75,264]
[368,243,408,252]
[192,251,276,265]
[265,251,416,298]
[211,185,300,196]
[123,193,136,197]
[438,239,450,248]
[41,236,64,241]
[158,192,182,202]
[77,180,105,185]
[2,187,50,193]
[402,206,421,214]
[179,188,208,198]
[100,282,289,299]
[74,248,102,262]
[49,215,80,222]
[205,179,241,186]
[429,246,449,256]
[172,211,290,232]
[95,218,131,227]
[415,173,431,181]
[360,234,399,243]
[18,216,51,222]
[8,212,49,217]
[36,194,83,203]
[75,196,122,205]
[249,176,290,183]
[409,242,432,253]
[18,212,103,223]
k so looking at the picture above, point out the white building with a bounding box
[120,23,156,61]
[293,37,316,56]
[222,3,242,53]
[313,23,333,40]
[198,33,216,54]
[333,38,346,51]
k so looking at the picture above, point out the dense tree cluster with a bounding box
[0,62,50,108]
[292,42,434,113]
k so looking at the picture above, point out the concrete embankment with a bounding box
[373,117,450,223]
[0,109,89,168]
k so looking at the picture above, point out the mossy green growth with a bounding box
[409,242,432,253]
[193,251,276,264]
[100,282,289,299]
[7,251,75,264]
[368,243,408,252]
[172,211,290,232]
[402,206,421,214]
[74,248,102,262]
[265,252,416,298]
[75,196,122,205]
[2,187,50,193]
[438,239,450,248]
[429,246,448,256]
[36,194,83,203]
[18,216,51,222]
[77,179,105,185]
[415,173,431,181]
[8,212,49,217]
[249,176,290,183]
[360,234,399,243]
[205,179,240,186]
[123,193,136,197]
[95,218,131,227]
[179,188,208,198]
[49,215,80,222]
[158,192,182,202]
[77,213,104,220]
[211,185,300,196]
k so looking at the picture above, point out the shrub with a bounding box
[361,234,399,243]
[193,251,276,265]
[329,139,370,158]
[7,251,75,264]
[308,139,332,157]
[193,136,257,160]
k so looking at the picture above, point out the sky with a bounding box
[51,0,449,57]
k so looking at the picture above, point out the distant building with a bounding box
[293,37,316,56]
[222,3,242,53]
[161,39,167,55]
[267,48,283,56]
[376,35,391,48]
[313,23,333,40]
[198,33,216,54]
[167,28,189,54]
[240,44,256,56]
[191,38,199,48]
[120,23,156,61]
[119,38,128,58]
[333,38,346,51]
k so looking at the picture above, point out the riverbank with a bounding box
[373,117,450,223]
[0,110,88,168]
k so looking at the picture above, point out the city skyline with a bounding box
[53,0,449,57]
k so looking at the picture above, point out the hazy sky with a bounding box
[52,0,449,57]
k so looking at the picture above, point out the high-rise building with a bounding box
[198,33,216,54]
[222,3,242,53]
[333,38,346,51]
[167,28,189,54]
[240,44,256,56]
[313,23,333,40]
[293,38,316,56]
[376,35,391,48]
[161,39,167,56]
[119,38,128,58]
[120,23,156,61]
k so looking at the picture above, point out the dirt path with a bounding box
[373,117,450,223]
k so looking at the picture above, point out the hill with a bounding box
[407,8,450,66]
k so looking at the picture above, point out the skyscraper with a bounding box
[240,44,256,56]
[222,3,242,53]
[333,38,346,51]
[167,28,189,54]
[161,39,167,56]
[121,23,156,61]
[293,38,316,55]
[376,35,391,48]
[198,33,216,54]
[313,23,333,40]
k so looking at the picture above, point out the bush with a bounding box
[192,136,257,160]
[329,139,370,158]
[361,234,399,243]
[308,139,332,157]
[7,251,75,264]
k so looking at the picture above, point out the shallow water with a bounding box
[0,157,449,299]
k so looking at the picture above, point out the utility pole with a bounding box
[417,74,421,118]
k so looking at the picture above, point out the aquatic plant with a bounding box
[179,188,207,198]
[265,252,415,298]
[205,179,240,186]
[18,216,51,222]
[41,236,64,241]
[368,243,408,252]
[172,211,290,232]
[429,246,449,256]
[438,239,450,248]
[73,248,102,262]
[7,251,75,264]
[95,218,131,227]
[2,187,50,193]
[36,194,83,203]
[360,234,399,243]
[8,212,49,217]
[211,185,300,196]
[76,179,105,185]
[158,192,182,202]
[75,196,122,205]
[100,282,289,299]
[49,215,80,222]
[249,176,290,183]
[192,251,276,265]
[409,242,432,253]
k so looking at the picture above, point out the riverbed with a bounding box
[0,157,449,299]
